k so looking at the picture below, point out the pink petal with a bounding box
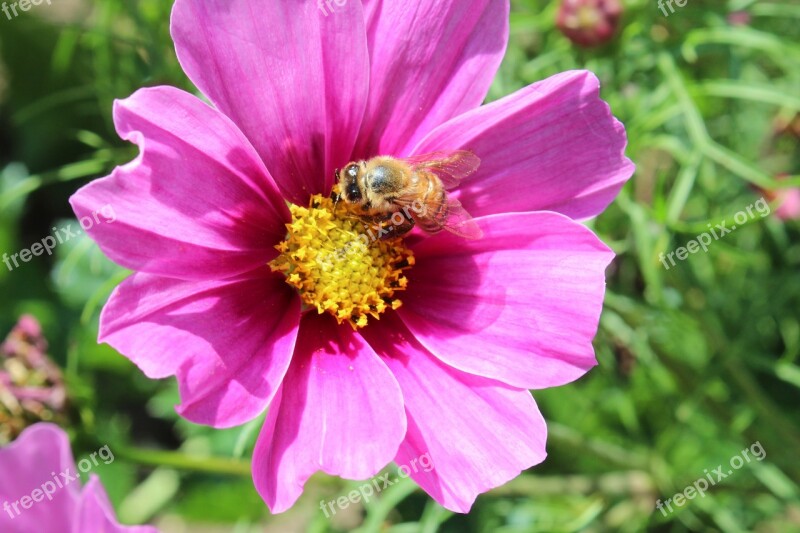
[413,70,635,219]
[355,0,509,158]
[253,314,406,513]
[400,211,614,389]
[69,86,289,281]
[99,269,300,428]
[171,0,369,205]
[75,476,157,533]
[0,424,80,530]
[362,316,547,513]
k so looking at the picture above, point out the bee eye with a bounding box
[347,165,359,178]
[346,183,362,202]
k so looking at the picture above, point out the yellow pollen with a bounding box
[269,193,414,329]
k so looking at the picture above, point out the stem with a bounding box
[116,447,252,477]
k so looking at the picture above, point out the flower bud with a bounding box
[0,315,67,444]
[556,0,623,48]
[753,174,800,222]
[774,113,800,140]
[727,11,751,27]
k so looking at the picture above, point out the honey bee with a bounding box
[335,150,483,239]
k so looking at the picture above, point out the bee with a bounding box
[335,150,483,240]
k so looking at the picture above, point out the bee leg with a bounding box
[330,170,343,203]
[380,211,415,240]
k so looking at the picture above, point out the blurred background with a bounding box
[1,0,799,531]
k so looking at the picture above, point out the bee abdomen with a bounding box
[430,188,448,222]
[415,173,448,234]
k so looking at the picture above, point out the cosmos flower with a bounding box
[0,423,157,532]
[70,0,634,513]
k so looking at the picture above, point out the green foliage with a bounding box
[1,0,798,531]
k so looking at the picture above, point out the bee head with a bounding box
[338,162,363,204]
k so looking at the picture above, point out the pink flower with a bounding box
[70,0,634,513]
[0,423,157,532]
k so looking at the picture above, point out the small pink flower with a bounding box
[556,0,623,48]
[0,423,157,532]
[70,0,634,513]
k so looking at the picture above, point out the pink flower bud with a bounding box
[727,11,751,27]
[556,0,623,48]
[0,315,67,444]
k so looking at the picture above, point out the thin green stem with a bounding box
[117,447,252,477]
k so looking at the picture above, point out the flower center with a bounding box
[269,193,414,329]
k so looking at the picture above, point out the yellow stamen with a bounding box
[269,193,414,329]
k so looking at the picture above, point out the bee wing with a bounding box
[393,193,482,239]
[400,150,481,190]
[441,197,484,240]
